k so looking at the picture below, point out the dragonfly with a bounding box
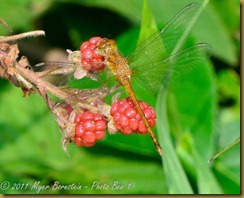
[36,3,212,156]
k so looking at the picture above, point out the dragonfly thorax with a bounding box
[97,38,117,56]
[97,38,132,85]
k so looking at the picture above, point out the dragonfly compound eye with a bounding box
[97,39,117,55]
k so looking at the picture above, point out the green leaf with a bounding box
[0,0,33,32]
[206,0,239,65]
[217,69,240,114]
[214,152,240,194]
[214,118,240,193]
[73,0,143,24]
[176,133,224,194]
[137,0,158,45]
[191,138,223,194]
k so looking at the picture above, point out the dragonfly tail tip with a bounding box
[158,147,164,157]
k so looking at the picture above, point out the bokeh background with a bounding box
[0,0,240,194]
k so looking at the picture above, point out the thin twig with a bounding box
[0,18,12,32]
[0,30,45,43]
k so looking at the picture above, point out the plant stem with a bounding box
[15,63,99,113]
[0,30,45,43]
[16,64,68,99]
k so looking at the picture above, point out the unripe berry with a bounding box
[74,111,107,147]
[80,37,105,72]
[110,98,156,134]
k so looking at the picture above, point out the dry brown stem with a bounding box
[0,22,118,155]
[0,30,45,43]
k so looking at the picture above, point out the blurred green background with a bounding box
[0,0,240,194]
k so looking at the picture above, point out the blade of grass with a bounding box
[208,137,240,163]
[157,94,193,194]
[156,0,211,193]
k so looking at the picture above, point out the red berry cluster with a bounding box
[74,111,107,147]
[110,97,156,135]
[80,37,105,72]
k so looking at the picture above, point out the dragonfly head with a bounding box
[97,38,117,56]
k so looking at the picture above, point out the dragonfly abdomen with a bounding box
[123,80,163,156]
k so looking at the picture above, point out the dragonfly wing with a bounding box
[53,86,119,115]
[34,61,77,86]
[132,43,213,96]
[128,3,202,65]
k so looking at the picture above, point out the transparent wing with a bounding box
[132,43,213,96]
[128,3,201,66]
[33,61,76,86]
[52,86,119,116]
